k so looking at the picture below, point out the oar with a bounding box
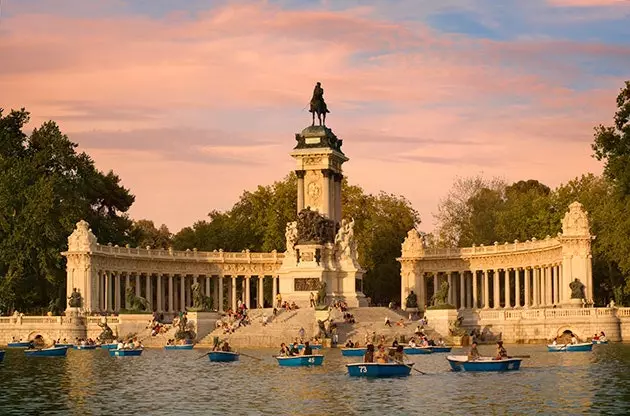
[195,352,211,360]
[394,358,427,375]
[238,351,262,361]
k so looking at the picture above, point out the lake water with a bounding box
[1,344,629,415]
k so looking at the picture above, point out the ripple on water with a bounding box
[1,344,630,415]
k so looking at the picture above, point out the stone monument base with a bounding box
[564,298,584,308]
[425,308,459,339]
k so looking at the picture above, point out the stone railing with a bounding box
[420,237,560,258]
[86,316,120,325]
[90,244,285,262]
[477,307,625,322]
[0,315,87,325]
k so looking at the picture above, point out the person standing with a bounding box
[276,293,282,308]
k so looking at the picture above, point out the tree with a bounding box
[0,109,135,313]
[130,220,172,249]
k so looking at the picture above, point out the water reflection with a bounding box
[0,344,629,415]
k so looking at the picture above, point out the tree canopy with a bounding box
[0,109,135,314]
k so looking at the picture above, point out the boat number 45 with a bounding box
[308,357,315,363]
[358,366,367,373]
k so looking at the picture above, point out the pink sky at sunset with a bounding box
[1,0,629,233]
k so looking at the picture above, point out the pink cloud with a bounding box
[547,0,628,6]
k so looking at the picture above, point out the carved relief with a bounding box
[67,220,97,252]
[401,229,424,257]
[562,201,590,237]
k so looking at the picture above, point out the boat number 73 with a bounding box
[358,366,367,373]
[308,357,315,363]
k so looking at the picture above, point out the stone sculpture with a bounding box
[67,288,83,308]
[431,281,450,306]
[335,218,359,267]
[97,321,115,343]
[570,278,586,299]
[316,281,327,307]
[190,282,212,311]
[296,207,335,244]
[405,290,418,309]
[309,82,330,126]
[285,221,298,255]
[125,287,151,312]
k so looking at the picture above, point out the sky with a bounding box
[1,0,629,233]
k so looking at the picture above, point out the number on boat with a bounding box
[359,366,367,373]
[308,357,315,363]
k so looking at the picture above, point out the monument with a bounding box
[276,83,368,307]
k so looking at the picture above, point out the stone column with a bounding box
[504,269,511,309]
[114,272,121,312]
[258,276,264,308]
[466,273,473,309]
[492,270,499,309]
[481,270,490,309]
[272,276,277,298]
[296,170,305,213]
[418,273,426,311]
[231,277,237,310]
[335,173,343,224]
[515,268,521,308]
[524,268,530,308]
[447,272,453,305]
[180,275,185,312]
[124,273,130,309]
[245,276,252,308]
[472,271,478,309]
[135,274,141,298]
[104,271,111,312]
[168,275,174,313]
[546,266,553,307]
[533,268,539,307]
[145,274,151,310]
[218,276,224,312]
[555,265,561,304]
[586,255,593,301]
[156,274,162,312]
[433,274,438,299]
[322,169,331,218]
[205,276,211,299]
[459,271,466,309]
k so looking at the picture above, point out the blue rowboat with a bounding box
[165,344,195,350]
[109,348,143,357]
[341,348,367,357]
[347,362,413,377]
[209,351,239,362]
[297,344,323,351]
[24,346,68,357]
[100,343,118,350]
[447,355,522,372]
[429,346,452,353]
[7,341,31,348]
[56,344,74,349]
[276,354,324,367]
[547,342,593,352]
[0,350,4,363]
[74,344,98,350]
[592,340,608,345]
[403,347,433,355]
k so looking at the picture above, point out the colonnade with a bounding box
[94,272,279,314]
[418,264,563,310]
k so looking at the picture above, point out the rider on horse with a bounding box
[310,82,330,126]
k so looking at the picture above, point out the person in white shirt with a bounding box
[408,338,417,348]
[571,335,578,344]
[117,340,124,350]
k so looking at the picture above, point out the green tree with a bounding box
[0,109,135,313]
[130,220,172,249]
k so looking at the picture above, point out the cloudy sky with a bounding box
[1,0,629,233]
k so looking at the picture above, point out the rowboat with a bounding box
[547,342,593,352]
[74,344,98,350]
[347,362,413,377]
[276,354,324,367]
[24,346,69,357]
[7,341,31,348]
[341,347,367,357]
[403,346,433,355]
[0,350,5,363]
[109,348,143,357]
[100,343,118,350]
[447,355,522,372]
[297,344,323,351]
[209,351,239,362]
[56,344,74,349]
[164,344,195,350]
[592,340,608,345]
[429,346,453,353]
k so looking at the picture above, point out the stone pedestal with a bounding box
[564,298,584,308]
[425,308,459,338]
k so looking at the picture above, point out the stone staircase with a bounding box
[197,308,317,348]
[331,307,442,345]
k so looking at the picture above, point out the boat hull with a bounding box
[592,340,608,345]
[109,349,143,357]
[429,346,452,353]
[297,344,322,351]
[56,344,74,349]
[347,363,413,377]
[24,347,68,357]
[7,342,31,348]
[447,355,522,372]
[341,348,367,357]
[164,344,195,350]
[403,347,433,355]
[276,355,324,367]
[74,345,98,350]
[0,350,4,363]
[209,351,239,362]
[100,344,118,350]
[547,343,593,352]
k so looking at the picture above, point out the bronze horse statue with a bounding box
[309,82,329,126]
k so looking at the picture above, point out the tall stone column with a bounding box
[546,266,553,307]
[124,273,130,309]
[272,276,277,299]
[483,270,490,309]
[218,276,224,312]
[180,275,186,312]
[433,274,438,300]
[105,271,112,312]
[156,274,162,312]
[472,271,478,309]
[504,269,511,308]
[459,271,466,309]
[114,272,121,312]
[145,274,151,310]
[533,268,539,307]
[322,169,331,218]
[258,276,264,308]
[231,277,237,310]
[135,274,141,298]
[524,268,530,308]
[205,276,211,298]
[466,273,472,309]
[335,173,343,224]
[447,273,453,305]
[296,170,305,213]
[245,276,251,308]
[418,273,426,311]
[168,275,174,313]
[514,267,522,308]
[555,265,561,304]
[492,269,501,309]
